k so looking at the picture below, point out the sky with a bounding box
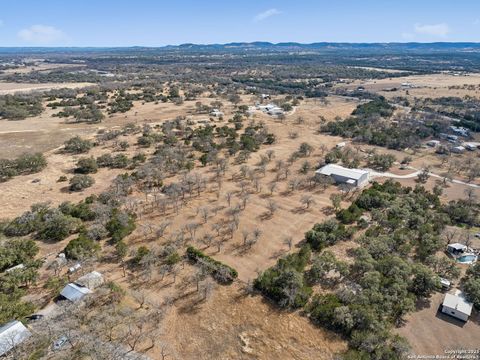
[1,0,480,47]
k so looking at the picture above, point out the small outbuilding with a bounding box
[426,140,440,147]
[447,243,468,256]
[441,290,473,322]
[451,146,465,154]
[316,164,369,188]
[0,320,31,356]
[60,283,92,302]
[75,271,104,290]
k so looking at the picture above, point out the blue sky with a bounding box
[1,0,479,46]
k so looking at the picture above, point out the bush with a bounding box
[186,246,238,283]
[254,246,312,308]
[37,210,82,242]
[69,174,95,191]
[0,153,47,182]
[75,157,98,174]
[305,220,353,251]
[64,234,100,260]
[0,238,39,272]
[64,136,92,154]
[106,209,136,243]
[306,294,342,327]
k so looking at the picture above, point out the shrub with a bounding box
[37,210,82,242]
[64,234,100,260]
[186,246,238,283]
[0,153,47,182]
[69,174,95,191]
[64,136,92,154]
[106,209,136,243]
[0,238,39,272]
[75,157,98,174]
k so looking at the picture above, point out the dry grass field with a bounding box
[2,76,480,358]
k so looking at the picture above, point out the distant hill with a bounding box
[1,42,480,55]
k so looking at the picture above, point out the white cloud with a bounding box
[414,23,450,37]
[18,25,67,44]
[253,8,281,22]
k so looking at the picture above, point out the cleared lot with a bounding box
[396,292,480,356]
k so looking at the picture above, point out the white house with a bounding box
[426,140,440,147]
[60,283,92,302]
[451,146,465,154]
[464,143,479,151]
[442,290,474,322]
[449,126,469,137]
[267,107,284,116]
[210,109,223,117]
[0,320,31,356]
[447,243,468,256]
[316,164,369,188]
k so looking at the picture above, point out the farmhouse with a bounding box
[0,320,31,356]
[60,283,92,302]
[316,164,369,187]
[441,290,473,322]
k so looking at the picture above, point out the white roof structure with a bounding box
[60,283,92,302]
[448,243,467,251]
[443,291,473,316]
[0,320,31,356]
[316,164,369,180]
[75,271,104,290]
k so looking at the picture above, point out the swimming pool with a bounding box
[457,254,478,264]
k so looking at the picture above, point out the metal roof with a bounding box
[60,283,92,302]
[0,320,31,356]
[448,243,467,251]
[443,291,473,316]
[316,164,369,181]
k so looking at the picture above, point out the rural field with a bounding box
[1,39,480,360]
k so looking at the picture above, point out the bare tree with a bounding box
[266,199,278,217]
[300,194,315,209]
[283,236,293,251]
[225,191,234,207]
[199,207,209,224]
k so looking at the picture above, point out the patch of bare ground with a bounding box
[396,291,480,356]
[159,283,346,360]
[0,81,94,95]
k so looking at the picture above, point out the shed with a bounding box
[75,271,104,290]
[451,146,465,154]
[426,140,440,147]
[447,243,467,256]
[442,290,473,322]
[316,164,369,188]
[0,320,31,356]
[60,283,92,302]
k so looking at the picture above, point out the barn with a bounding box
[316,164,370,188]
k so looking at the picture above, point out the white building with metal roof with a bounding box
[316,164,370,187]
[441,290,473,322]
[0,320,31,356]
[60,283,92,302]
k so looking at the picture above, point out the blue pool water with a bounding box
[457,254,477,263]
